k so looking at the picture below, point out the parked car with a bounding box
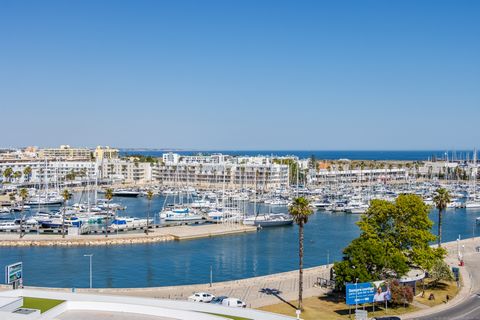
[221,297,246,308]
[210,296,228,304]
[188,292,215,303]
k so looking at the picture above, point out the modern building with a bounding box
[153,153,289,190]
[313,168,408,184]
[37,145,92,161]
[94,146,119,162]
[98,158,153,183]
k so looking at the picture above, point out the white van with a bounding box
[221,298,246,308]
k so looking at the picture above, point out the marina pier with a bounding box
[0,223,257,246]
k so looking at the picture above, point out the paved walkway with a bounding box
[57,310,175,320]
[12,265,331,309]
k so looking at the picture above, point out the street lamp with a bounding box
[355,278,359,311]
[84,254,93,289]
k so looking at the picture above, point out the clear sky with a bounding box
[1,0,479,150]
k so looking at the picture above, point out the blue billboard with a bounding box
[346,282,391,305]
[346,282,375,305]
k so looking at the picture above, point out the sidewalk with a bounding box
[401,238,477,319]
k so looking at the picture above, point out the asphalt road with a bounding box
[415,242,480,320]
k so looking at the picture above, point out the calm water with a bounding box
[1,195,480,288]
[120,150,478,161]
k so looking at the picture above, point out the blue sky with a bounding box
[1,0,479,150]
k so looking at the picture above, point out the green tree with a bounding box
[429,258,454,288]
[333,194,445,289]
[433,188,451,247]
[288,197,314,311]
[104,188,114,238]
[146,190,154,235]
[13,171,22,183]
[23,166,32,182]
[61,189,71,238]
[3,167,13,183]
[19,188,29,238]
[389,279,414,306]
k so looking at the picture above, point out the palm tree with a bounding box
[146,190,154,235]
[3,167,13,183]
[19,188,29,238]
[23,166,32,182]
[13,171,22,183]
[433,188,451,247]
[61,189,71,238]
[288,197,314,311]
[104,188,114,237]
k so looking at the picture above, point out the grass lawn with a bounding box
[258,294,417,320]
[22,297,65,313]
[415,280,459,307]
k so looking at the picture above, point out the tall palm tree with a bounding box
[146,190,154,235]
[3,167,13,183]
[104,188,114,238]
[61,189,71,238]
[19,188,29,238]
[289,197,314,311]
[433,188,451,247]
[23,167,32,182]
[13,171,22,183]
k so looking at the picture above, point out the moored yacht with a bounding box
[243,213,293,227]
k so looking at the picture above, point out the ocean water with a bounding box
[1,195,479,288]
[120,150,477,161]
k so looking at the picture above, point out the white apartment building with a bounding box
[314,168,408,184]
[153,153,289,190]
[98,158,153,183]
[0,160,97,184]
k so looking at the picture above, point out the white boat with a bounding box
[243,213,293,227]
[190,199,215,209]
[111,217,148,230]
[466,201,480,209]
[26,195,64,206]
[0,221,20,230]
[160,208,203,222]
[112,190,140,197]
[164,211,203,222]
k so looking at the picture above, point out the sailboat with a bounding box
[466,149,480,209]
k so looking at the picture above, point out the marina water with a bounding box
[1,194,479,288]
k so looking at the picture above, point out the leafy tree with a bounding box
[333,194,445,290]
[288,197,314,311]
[388,279,414,306]
[429,259,454,288]
[433,188,450,247]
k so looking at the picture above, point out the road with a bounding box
[414,239,480,320]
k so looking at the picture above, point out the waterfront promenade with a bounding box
[1,265,331,309]
[0,224,257,246]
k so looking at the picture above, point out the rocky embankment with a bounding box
[0,235,175,247]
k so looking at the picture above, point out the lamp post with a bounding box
[210,265,213,287]
[355,278,359,311]
[84,254,93,289]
